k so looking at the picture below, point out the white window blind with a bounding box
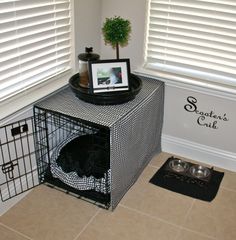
[144,0,236,86]
[0,0,71,101]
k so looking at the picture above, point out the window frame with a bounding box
[142,0,236,93]
[0,0,76,120]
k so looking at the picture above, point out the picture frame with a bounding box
[88,58,131,93]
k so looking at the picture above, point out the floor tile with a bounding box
[183,205,218,238]
[149,152,171,168]
[212,187,236,213]
[1,152,236,240]
[120,165,194,226]
[0,224,31,240]
[176,228,215,240]
[183,188,236,240]
[1,185,98,240]
[76,206,180,240]
[220,169,236,191]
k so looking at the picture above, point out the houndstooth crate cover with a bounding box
[35,75,164,209]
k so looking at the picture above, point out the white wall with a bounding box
[100,0,147,71]
[162,83,236,171]
[164,86,235,153]
[74,0,102,71]
[100,0,236,171]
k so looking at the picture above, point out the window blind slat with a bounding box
[0,58,70,93]
[0,38,70,63]
[151,1,236,14]
[148,34,236,54]
[148,42,236,61]
[149,27,236,45]
[145,0,236,86]
[0,45,70,74]
[0,16,70,35]
[150,10,236,28]
[152,0,236,7]
[0,1,69,14]
[0,63,70,101]
[0,0,71,101]
[147,57,236,77]
[149,34,236,53]
[150,19,236,37]
[0,31,69,54]
[0,9,69,26]
[147,61,236,85]
[147,49,236,71]
[0,23,70,44]
[0,51,70,83]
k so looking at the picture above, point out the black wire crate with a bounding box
[0,108,111,208]
[34,107,111,208]
[0,116,44,201]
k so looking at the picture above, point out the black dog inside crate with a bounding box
[34,108,111,208]
[0,108,111,209]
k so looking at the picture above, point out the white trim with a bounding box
[0,0,76,121]
[134,68,236,101]
[162,134,236,172]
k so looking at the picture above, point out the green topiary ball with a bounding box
[102,16,131,48]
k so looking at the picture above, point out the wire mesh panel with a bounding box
[34,108,111,208]
[0,117,44,201]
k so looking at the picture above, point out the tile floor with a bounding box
[1,152,236,240]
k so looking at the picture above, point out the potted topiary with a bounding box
[102,16,131,59]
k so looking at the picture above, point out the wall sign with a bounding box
[184,96,229,129]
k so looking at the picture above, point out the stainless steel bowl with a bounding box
[168,159,189,173]
[189,165,211,179]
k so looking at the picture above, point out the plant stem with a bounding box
[116,42,119,59]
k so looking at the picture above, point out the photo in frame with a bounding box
[88,59,131,93]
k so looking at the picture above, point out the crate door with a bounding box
[0,116,46,201]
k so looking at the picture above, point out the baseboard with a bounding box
[162,134,236,172]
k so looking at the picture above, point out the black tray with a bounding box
[68,73,142,105]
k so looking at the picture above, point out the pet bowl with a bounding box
[189,165,211,179]
[168,159,189,173]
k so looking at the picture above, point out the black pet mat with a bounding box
[149,158,224,201]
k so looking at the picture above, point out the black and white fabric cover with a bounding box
[50,133,111,194]
[35,75,164,209]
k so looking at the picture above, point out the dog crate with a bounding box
[0,75,164,210]
[0,110,111,208]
